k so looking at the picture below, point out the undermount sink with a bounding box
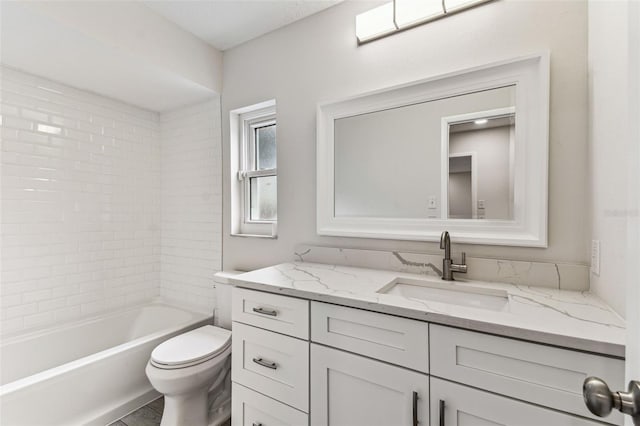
[377,277,509,311]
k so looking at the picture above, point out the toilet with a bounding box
[146,272,241,426]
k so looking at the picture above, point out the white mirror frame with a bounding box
[316,53,550,247]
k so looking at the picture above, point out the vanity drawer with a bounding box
[232,322,309,412]
[430,325,625,424]
[233,287,309,339]
[430,377,605,426]
[232,383,308,426]
[311,302,429,373]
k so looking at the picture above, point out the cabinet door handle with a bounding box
[439,399,445,426]
[252,423,263,426]
[252,307,278,316]
[252,357,278,370]
[412,391,419,426]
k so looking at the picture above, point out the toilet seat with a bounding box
[150,325,231,370]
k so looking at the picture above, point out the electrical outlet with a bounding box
[477,199,485,209]
[591,240,600,276]
[428,196,437,209]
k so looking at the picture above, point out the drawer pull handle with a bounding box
[252,423,263,426]
[252,307,278,316]
[253,357,278,370]
[439,399,445,426]
[412,391,419,426]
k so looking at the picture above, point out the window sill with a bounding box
[231,232,278,239]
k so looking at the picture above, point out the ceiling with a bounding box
[142,0,342,51]
[0,1,342,112]
[0,1,220,111]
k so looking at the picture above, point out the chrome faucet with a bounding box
[440,231,467,281]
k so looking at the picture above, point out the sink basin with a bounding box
[377,277,509,311]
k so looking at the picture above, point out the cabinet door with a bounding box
[430,324,624,424]
[311,343,428,426]
[430,377,605,426]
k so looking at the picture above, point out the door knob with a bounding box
[583,377,640,425]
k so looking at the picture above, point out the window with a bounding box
[230,100,277,237]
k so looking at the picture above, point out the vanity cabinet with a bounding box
[310,301,429,373]
[310,344,428,426]
[430,378,604,426]
[231,290,310,426]
[232,322,309,411]
[430,324,625,424]
[232,288,624,426]
[233,383,309,426]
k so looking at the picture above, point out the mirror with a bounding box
[317,53,549,246]
[334,86,515,220]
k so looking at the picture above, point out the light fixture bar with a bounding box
[356,0,495,45]
[355,2,398,44]
[395,0,445,28]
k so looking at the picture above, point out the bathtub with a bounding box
[0,302,211,426]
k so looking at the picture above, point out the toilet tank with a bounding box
[213,271,245,329]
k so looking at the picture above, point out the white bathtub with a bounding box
[0,302,211,426]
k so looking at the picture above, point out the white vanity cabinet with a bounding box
[233,383,309,426]
[231,288,310,426]
[430,324,625,424]
[232,288,624,426]
[310,344,428,426]
[430,378,604,426]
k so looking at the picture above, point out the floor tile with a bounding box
[146,397,164,415]
[120,405,162,426]
[108,421,127,426]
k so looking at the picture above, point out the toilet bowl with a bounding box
[146,325,232,426]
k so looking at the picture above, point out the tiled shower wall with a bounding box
[160,100,222,311]
[1,67,222,336]
[0,67,161,335]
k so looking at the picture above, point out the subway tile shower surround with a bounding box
[0,66,222,336]
[160,100,222,310]
[0,66,161,335]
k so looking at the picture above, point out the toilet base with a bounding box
[161,388,208,426]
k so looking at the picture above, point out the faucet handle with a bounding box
[461,252,466,265]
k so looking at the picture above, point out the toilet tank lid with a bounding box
[151,325,231,366]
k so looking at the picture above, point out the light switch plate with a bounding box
[591,240,600,276]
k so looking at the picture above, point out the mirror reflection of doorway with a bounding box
[445,111,515,220]
[448,154,476,219]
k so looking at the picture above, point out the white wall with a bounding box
[588,0,637,319]
[160,99,222,311]
[222,0,589,271]
[1,67,161,335]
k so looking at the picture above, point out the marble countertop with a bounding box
[230,262,626,357]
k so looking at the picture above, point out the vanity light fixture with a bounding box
[474,119,488,125]
[356,0,495,44]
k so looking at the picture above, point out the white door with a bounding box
[625,1,640,423]
[310,344,428,426]
[585,2,640,425]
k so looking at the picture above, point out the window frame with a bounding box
[231,101,278,238]
[241,116,277,225]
